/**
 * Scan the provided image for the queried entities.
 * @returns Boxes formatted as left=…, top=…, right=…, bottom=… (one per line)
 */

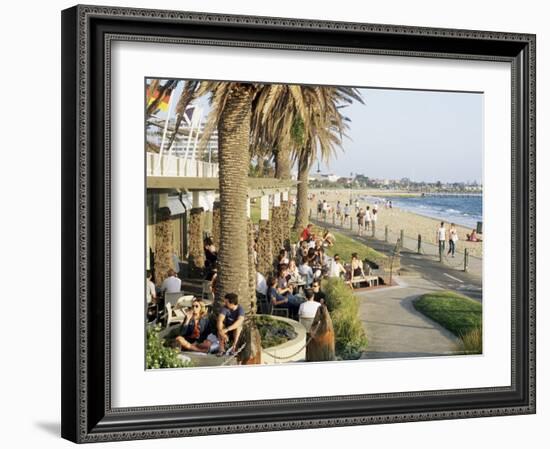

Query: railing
left=312, top=209, right=482, bottom=274
left=146, top=152, right=219, bottom=178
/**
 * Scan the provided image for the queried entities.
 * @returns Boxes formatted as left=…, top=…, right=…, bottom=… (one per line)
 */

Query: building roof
left=147, top=176, right=296, bottom=198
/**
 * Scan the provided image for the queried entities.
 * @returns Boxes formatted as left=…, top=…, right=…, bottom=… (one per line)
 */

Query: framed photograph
left=61, top=4, right=536, bottom=443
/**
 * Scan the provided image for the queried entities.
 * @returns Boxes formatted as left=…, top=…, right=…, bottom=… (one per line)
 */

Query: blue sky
left=150, top=81, right=483, bottom=183
left=319, top=87, right=483, bottom=183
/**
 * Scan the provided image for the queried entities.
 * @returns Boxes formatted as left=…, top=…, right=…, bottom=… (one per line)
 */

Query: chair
left=270, top=301, right=289, bottom=318
left=164, top=302, right=186, bottom=328
left=164, top=291, right=185, bottom=306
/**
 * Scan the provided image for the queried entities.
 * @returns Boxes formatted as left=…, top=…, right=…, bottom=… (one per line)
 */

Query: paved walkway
left=357, top=276, right=462, bottom=359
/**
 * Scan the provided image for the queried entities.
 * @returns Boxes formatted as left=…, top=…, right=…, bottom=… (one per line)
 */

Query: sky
left=149, top=81, right=483, bottom=184
left=318, top=87, right=483, bottom=183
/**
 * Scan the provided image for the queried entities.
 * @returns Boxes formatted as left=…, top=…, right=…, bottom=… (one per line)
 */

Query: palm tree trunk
left=188, top=207, right=205, bottom=277
left=216, top=86, right=254, bottom=312
left=247, top=219, right=257, bottom=312
left=153, top=207, right=174, bottom=286
left=275, top=145, right=291, bottom=250
left=211, top=201, right=221, bottom=248
left=257, top=219, right=273, bottom=277
left=293, top=152, right=310, bottom=231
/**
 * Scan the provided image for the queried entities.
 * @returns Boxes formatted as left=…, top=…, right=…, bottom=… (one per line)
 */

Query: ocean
left=363, top=194, right=483, bottom=229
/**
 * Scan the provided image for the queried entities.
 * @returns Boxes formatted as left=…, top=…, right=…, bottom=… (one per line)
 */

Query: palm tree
left=292, top=86, right=363, bottom=231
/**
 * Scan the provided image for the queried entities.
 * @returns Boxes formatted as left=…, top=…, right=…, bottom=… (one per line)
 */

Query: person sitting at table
left=287, top=259, right=303, bottom=285
left=217, top=293, right=245, bottom=355
left=311, top=281, right=327, bottom=304
left=297, top=240, right=309, bottom=264
left=277, top=249, right=290, bottom=267
left=175, top=298, right=217, bottom=353
left=298, top=259, right=314, bottom=287
left=298, top=288, right=322, bottom=331
left=267, top=276, right=303, bottom=318
left=161, top=269, right=181, bottom=294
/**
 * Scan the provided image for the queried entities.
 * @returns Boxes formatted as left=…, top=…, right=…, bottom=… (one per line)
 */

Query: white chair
left=164, top=302, right=186, bottom=328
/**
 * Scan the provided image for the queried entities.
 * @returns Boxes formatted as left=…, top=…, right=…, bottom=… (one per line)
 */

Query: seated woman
left=277, top=249, right=290, bottom=267
left=267, top=276, right=303, bottom=318
left=350, top=252, right=366, bottom=285
left=175, top=299, right=216, bottom=353
left=466, top=229, right=482, bottom=242
left=322, top=228, right=335, bottom=247
left=285, top=259, right=301, bottom=283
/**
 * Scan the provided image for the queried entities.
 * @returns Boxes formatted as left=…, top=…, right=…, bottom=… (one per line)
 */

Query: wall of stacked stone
left=247, top=219, right=257, bottom=312
left=281, top=200, right=291, bottom=251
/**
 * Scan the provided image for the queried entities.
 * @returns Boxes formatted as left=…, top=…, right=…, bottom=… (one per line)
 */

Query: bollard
left=350, top=217, right=353, bottom=231
left=400, top=230, right=404, bottom=250
left=417, top=234, right=422, bottom=254
left=372, top=221, right=376, bottom=238
left=385, top=225, right=388, bottom=242
left=464, top=248, right=469, bottom=272
left=309, top=209, right=312, bottom=219
left=439, top=242, right=443, bottom=263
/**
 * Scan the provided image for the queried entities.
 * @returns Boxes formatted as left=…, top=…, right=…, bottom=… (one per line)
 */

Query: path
left=311, top=217, right=482, bottom=301
left=356, top=276, right=462, bottom=359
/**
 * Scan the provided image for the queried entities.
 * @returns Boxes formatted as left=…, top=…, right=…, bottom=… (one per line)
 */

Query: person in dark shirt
left=311, top=281, right=326, bottom=304
left=217, top=293, right=245, bottom=355
left=267, top=277, right=303, bottom=318
left=175, top=299, right=213, bottom=352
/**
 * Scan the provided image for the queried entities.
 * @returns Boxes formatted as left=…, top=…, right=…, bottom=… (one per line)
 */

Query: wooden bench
left=351, top=275, right=379, bottom=288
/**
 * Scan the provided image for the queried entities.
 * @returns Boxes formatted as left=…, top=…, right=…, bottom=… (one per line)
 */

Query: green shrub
left=323, top=278, right=368, bottom=359
left=146, top=324, right=193, bottom=369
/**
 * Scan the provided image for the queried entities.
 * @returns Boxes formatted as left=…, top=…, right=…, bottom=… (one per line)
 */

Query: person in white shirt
left=161, top=269, right=182, bottom=293
left=436, top=222, right=447, bottom=255
left=365, top=206, right=372, bottom=232
left=298, top=260, right=314, bottom=287
left=448, top=223, right=459, bottom=257
left=146, top=270, right=156, bottom=304
left=298, top=289, right=321, bottom=319
left=256, top=272, right=268, bottom=296
left=328, top=254, right=346, bottom=278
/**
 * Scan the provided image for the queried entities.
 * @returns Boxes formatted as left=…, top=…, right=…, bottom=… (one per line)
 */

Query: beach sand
left=305, top=188, right=483, bottom=258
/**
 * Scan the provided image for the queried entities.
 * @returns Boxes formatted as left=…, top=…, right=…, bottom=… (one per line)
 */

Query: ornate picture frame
left=61, top=4, right=535, bottom=443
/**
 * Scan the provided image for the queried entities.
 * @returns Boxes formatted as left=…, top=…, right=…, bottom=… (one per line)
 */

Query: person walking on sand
left=436, top=222, right=447, bottom=256
left=448, top=223, right=459, bottom=257
left=356, top=208, right=366, bottom=236
left=364, top=206, right=372, bottom=232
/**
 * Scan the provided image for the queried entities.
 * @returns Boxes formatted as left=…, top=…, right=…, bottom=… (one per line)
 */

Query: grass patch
left=323, top=278, right=368, bottom=359
left=414, top=291, right=482, bottom=354
left=291, top=224, right=386, bottom=266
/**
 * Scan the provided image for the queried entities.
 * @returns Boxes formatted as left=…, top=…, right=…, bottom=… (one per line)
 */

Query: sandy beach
left=305, top=188, right=483, bottom=258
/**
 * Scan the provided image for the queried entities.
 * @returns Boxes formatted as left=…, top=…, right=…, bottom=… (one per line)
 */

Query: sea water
left=364, top=195, right=483, bottom=229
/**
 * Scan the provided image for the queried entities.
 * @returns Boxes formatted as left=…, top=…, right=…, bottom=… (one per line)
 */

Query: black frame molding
left=61, top=4, right=536, bottom=443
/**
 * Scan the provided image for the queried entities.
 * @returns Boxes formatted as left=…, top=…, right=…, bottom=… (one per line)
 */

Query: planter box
left=260, top=315, right=307, bottom=364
